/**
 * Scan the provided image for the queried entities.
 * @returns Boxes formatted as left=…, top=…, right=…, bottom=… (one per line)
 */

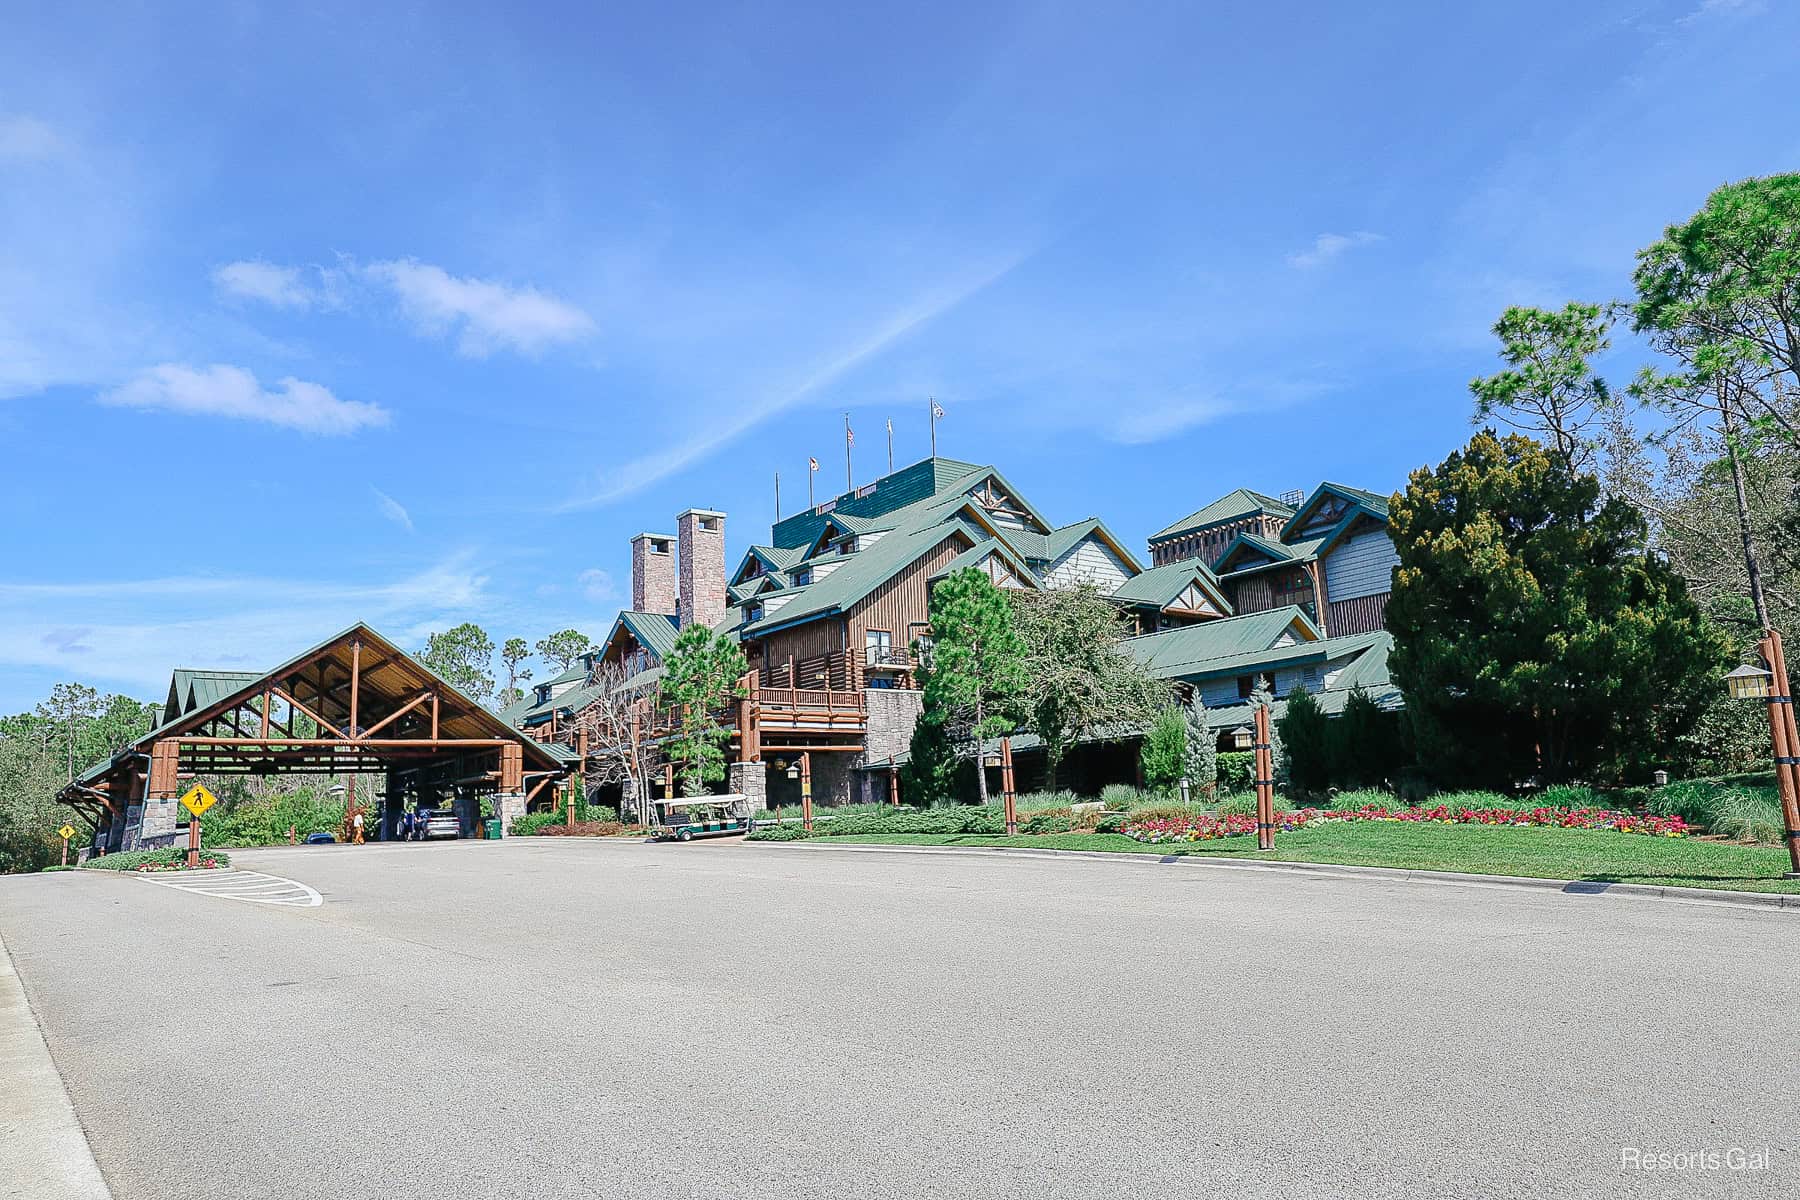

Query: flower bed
left=1126, top=804, right=1688, bottom=844
left=80, top=847, right=232, bottom=872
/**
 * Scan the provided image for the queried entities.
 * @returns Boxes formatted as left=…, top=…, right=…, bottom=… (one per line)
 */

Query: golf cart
left=652, top=794, right=752, bottom=842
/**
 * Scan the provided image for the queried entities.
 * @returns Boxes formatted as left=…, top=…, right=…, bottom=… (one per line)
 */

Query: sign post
left=179, top=784, right=218, bottom=869
left=57, top=823, right=75, bottom=867
left=1253, top=704, right=1276, bottom=852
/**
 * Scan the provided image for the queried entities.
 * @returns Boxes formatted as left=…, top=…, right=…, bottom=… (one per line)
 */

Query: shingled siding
left=1045, top=535, right=1132, bottom=591
left=1322, top=527, right=1398, bottom=602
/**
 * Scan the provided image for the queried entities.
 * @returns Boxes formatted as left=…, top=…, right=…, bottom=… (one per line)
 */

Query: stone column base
left=728, top=761, right=767, bottom=811
left=495, top=792, right=528, bottom=836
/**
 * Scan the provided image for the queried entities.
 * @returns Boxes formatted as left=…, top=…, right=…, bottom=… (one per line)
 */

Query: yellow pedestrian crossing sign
left=180, top=784, right=219, bottom=818
left=58, top=824, right=75, bottom=841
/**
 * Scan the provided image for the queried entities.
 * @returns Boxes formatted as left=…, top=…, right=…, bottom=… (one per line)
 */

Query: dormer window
left=746, top=602, right=764, bottom=623
left=793, top=568, right=812, bottom=587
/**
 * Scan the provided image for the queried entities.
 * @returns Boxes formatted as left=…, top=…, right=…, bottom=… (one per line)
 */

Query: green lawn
left=804, top=822, right=1800, bottom=894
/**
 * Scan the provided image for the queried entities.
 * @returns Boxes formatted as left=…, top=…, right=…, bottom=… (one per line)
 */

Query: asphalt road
left=2, top=838, right=1796, bottom=1200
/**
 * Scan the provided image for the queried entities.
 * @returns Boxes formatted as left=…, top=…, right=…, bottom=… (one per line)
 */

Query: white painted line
left=141, top=869, right=322, bottom=907
left=0, top=929, right=114, bottom=1199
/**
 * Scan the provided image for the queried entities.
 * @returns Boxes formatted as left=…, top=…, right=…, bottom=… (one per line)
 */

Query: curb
left=0, top=927, right=114, bottom=1199
left=753, top=840, right=1800, bottom=912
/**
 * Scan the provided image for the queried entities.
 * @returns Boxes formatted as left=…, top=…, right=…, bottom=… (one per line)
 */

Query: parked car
left=303, top=832, right=335, bottom=845
left=420, top=809, right=461, bottom=840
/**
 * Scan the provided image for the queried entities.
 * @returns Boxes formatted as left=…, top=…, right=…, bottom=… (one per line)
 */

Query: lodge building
left=506, top=456, right=1402, bottom=807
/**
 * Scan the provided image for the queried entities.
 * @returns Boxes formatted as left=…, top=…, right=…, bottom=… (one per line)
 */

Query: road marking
left=141, top=869, right=322, bottom=907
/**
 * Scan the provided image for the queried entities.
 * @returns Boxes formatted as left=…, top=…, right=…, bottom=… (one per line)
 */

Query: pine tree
left=1183, top=694, right=1217, bottom=797
left=1276, top=688, right=1330, bottom=796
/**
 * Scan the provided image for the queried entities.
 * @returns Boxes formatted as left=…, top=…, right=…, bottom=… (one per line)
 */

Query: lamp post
left=785, top=754, right=813, bottom=832
left=1729, top=630, right=1800, bottom=877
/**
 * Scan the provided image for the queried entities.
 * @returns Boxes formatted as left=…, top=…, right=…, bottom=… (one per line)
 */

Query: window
left=793, top=568, right=812, bottom=587
left=865, top=629, right=892, bottom=666
left=1237, top=675, right=1256, bottom=699
left=745, top=602, right=764, bottom=623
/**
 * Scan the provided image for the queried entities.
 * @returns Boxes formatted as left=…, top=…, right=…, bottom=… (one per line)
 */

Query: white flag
left=930, top=399, right=946, bottom=419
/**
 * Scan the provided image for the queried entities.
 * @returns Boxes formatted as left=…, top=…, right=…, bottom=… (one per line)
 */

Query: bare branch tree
left=570, top=658, right=661, bottom=822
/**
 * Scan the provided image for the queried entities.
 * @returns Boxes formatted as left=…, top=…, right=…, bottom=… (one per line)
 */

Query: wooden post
left=801, top=751, right=813, bottom=833
left=188, top=812, right=199, bottom=869
left=260, top=689, right=271, bottom=740
left=888, top=755, right=900, bottom=806
left=430, top=692, right=440, bottom=740
left=566, top=781, right=576, bottom=829
left=1254, top=704, right=1275, bottom=851
left=349, top=637, right=362, bottom=738
left=1000, top=737, right=1017, bottom=835
left=1760, top=630, right=1800, bottom=876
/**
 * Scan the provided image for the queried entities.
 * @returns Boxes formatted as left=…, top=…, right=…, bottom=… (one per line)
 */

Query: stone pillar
left=676, top=508, right=727, bottom=630
left=630, top=532, right=678, bottom=615
left=495, top=792, right=528, bottom=836
left=121, top=803, right=145, bottom=852
left=728, top=761, right=767, bottom=811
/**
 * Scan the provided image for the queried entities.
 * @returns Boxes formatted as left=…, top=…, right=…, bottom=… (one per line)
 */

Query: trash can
left=484, top=818, right=502, bottom=840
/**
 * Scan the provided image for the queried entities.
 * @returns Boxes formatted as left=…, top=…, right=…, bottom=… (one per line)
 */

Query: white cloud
left=364, top=259, right=596, bottom=357
left=212, top=260, right=319, bottom=308
left=101, top=364, right=390, bottom=435
left=0, top=554, right=494, bottom=700
left=0, top=114, right=60, bottom=160
left=1680, top=0, right=1765, bottom=23
left=1287, top=230, right=1384, bottom=269
left=576, top=568, right=617, bottom=602
left=372, top=487, right=414, bottom=532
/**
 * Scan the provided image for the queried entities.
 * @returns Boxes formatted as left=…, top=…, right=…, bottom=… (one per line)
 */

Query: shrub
left=1538, top=785, right=1605, bottom=810
left=1217, top=751, right=1254, bottom=791
left=1124, top=802, right=1204, bottom=824
left=1278, top=688, right=1331, bottom=796
left=1215, top=791, right=1292, bottom=817
left=535, top=820, right=626, bottom=837
left=81, top=847, right=230, bottom=872
left=1021, top=811, right=1073, bottom=834
left=1329, top=787, right=1396, bottom=811
left=748, top=804, right=1011, bottom=841
left=1017, top=790, right=1080, bottom=812
left=1139, top=708, right=1188, bottom=791
left=1094, top=812, right=1126, bottom=834
left=1652, top=780, right=1785, bottom=843
left=510, top=811, right=563, bottom=837
left=1100, top=783, right=1150, bottom=811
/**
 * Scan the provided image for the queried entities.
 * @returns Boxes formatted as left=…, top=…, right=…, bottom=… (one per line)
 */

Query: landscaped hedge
left=81, top=847, right=230, bottom=872
left=1217, top=751, right=1254, bottom=791
left=749, top=805, right=1010, bottom=841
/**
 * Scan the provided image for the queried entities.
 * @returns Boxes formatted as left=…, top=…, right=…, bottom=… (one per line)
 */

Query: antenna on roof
left=1279, top=488, right=1305, bottom=508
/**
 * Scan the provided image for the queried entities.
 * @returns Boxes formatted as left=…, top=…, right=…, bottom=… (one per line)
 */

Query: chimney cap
left=631, top=531, right=677, bottom=543
left=676, top=508, right=727, bottom=521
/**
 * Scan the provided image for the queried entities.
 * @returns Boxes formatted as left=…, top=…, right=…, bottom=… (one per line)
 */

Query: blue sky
left=2, top=0, right=1796, bottom=710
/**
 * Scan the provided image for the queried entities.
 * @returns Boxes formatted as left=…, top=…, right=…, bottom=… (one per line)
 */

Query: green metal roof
left=616, top=610, right=680, bottom=661
left=1151, top=489, right=1294, bottom=543
left=1121, top=607, right=1320, bottom=679
left=769, top=457, right=982, bottom=550
left=164, top=669, right=264, bottom=723
left=1108, top=558, right=1230, bottom=612
left=1215, top=532, right=1326, bottom=577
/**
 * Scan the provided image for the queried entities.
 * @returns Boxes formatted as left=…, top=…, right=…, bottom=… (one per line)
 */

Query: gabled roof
left=1281, top=482, right=1391, bottom=545
left=731, top=544, right=807, bottom=587
left=929, top=537, right=1040, bottom=588
left=1121, top=606, right=1321, bottom=680
left=1109, top=559, right=1232, bottom=615
left=1214, top=532, right=1326, bottom=577
left=164, top=669, right=264, bottom=723
left=1152, top=489, right=1295, bottom=543
left=1043, top=518, right=1145, bottom=576
left=616, top=610, right=680, bottom=661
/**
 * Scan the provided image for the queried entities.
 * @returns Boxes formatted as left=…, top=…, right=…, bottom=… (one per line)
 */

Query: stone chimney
left=630, top=532, right=677, bottom=615
left=676, top=509, right=727, bottom=629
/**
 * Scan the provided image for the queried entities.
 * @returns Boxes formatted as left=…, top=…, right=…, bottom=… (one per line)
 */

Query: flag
left=886, top=418, right=893, bottom=435
left=846, top=425, right=855, bottom=446
left=930, top=399, right=945, bottom=419
left=808, top=457, right=819, bottom=471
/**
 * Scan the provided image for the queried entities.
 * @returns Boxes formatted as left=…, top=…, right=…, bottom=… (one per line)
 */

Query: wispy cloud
left=1287, top=230, right=1383, bottom=270
left=1679, top=0, right=1765, bottom=24
left=576, top=568, right=616, bottom=602
left=214, top=255, right=597, bottom=358
left=0, top=114, right=60, bottom=160
left=212, top=260, right=321, bottom=309
left=556, top=248, right=1035, bottom=510
left=0, top=554, right=494, bottom=697
left=372, top=487, right=414, bottom=532
left=101, top=363, right=390, bottom=435
left=1107, top=395, right=1238, bottom=445
left=365, top=259, right=596, bottom=357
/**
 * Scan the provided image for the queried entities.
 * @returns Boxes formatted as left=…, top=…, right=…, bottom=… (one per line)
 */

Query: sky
left=2, top=0, right=1797, bottom=711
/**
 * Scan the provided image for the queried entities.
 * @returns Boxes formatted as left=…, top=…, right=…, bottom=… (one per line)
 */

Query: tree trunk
left=1720, top=389, right=1772, bottom=631
left=973, top=697, right=989, bottom=805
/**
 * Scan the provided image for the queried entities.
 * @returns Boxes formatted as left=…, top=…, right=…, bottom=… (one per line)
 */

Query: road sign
left=58, top=824, right=75, bottom=841
left=180, top=784, right=219, bottom=818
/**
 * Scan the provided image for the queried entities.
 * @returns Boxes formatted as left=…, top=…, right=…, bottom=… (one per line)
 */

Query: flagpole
left=808, top=461, right=815, bottom=509
left=844, top=412, right=853, bottom=492
left=775, top=471, right=781, bottom=521
left=886, top=418, right=893, bottom=475
left=929, top=396, right=937, bottom=458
